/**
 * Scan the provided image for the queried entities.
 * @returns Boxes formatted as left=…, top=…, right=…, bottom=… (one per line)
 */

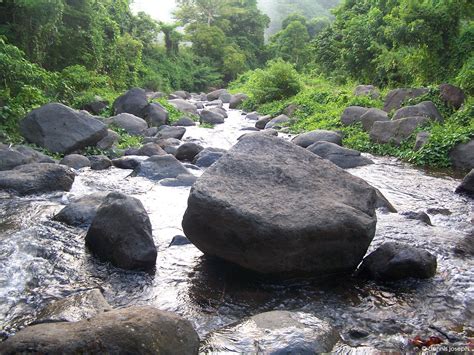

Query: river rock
left=439, top=83, right=465, bottom=109
left=264, top=114, right=290, bottom=129
left=169, top=99, right=198, bottom=115
left=143, top=102, right=169, bottom=127
left=292, top=130, right=343, bottom=148
left=453, top=233, right=474, bottom=256
left=400, top=210, right=432, bottom=226
left=113, top=88, right=148, bottom=117
left=160, top=174, right=197, bottom=187
left=207, top=89, right=228, bottom=101
left=60, top=154, right=91, bottom=170
left=14, top=146, right=55, bottom=164
left=35, top=289, right=111, bottom=323
left=81, top=97, right=108, bottom=115
left=449, top=139, right=474, bottom=171
left=201, top=310, right=339, bottom=354
left=375, top=189, right=397, bottom=213
left=172, top=90, right=190, bottom=100
left=360, top=108, right=390, bottom=131
left=155, top=125, right=186, bottom=140
left=245, top=112, right=260, bottom=121
left=255, top=115, right=272, bottom=129
left=341, top=106, right=370, bottom=126
left=133, top=155, right=190, bottom=181
left=86, top=192, right=157, bottom=271
left=172, top=117, right=196, bottom=127
left=20, top=103, right=107, bottom=154
left=210, top=107, right=228, bottom=118
left=414, top=131, right=430, bottom=151
left=182, top=135, right=377, bottom=275
left=137, top=143, right=167, bottom=157
left=392, top=101, right=443, bottom=122
left=206, top=100, right=223, bottom=108
left=88, top=155, right=112, bottom=170
left=307, top=141, right=374, bottom=169
left=0, top=163, right=75, bottom=195
left=193, top=148, right=226, bottom=168
left=370, top=116, right=430, bottom=145
left=200, top=110, right=225, bottom=124
left=107, top=113, right=148, bottom=135
left=219, top=92, right=232, bottom=103
left=229, top=93, right=249, bottom=109
left=146, top=91, right=166, bottom=100
left=358, top=242, right=437, bottom=281
left=53, top=192, right=108, bottom=227
left=383, top=88, right=429, bottom=112
left=455, top=169, right=474, bottom=196
left=354, top=85, right=380, bottom=99
left=112, top=155, right=148, bottom=169
left=0, top=306, right=199, bottom=355
left=283, top=103, right=299, bottom=117
left=175, top=143, right=204, bottom=162
left=0, top=149, right=31, bottom=171
left=169, top=235, right=191, bottom=247
left=238, top=129, right=278, bottom=141
left=96, top=129, right=119, bottom=150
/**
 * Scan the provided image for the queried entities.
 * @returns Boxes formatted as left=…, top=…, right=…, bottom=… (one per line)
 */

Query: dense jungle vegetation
left=0, top=0, right=473, bottom=168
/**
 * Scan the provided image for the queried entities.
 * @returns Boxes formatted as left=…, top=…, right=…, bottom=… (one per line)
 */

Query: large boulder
left=182, top=135, right=378, bottom=275
left=439, top=83, right=465, bottom=109
left=112, top=88, right=148, bottom=117
left=168, top=99, right=198, bottom=115
left=85, top=192, right=157, bottom=271
left=341, top=106, right=370, bottom=126
left=155, top=125, right=186, bottom=140
left=357, top=242, right=437, bottom=281
left=133, top=155, right=190, bottom=181
left=172, top=90, right=190, bottom=99
left=53, top=192, right=108, bottom=227
left=202, top=310, right=339, bottom=354
left=370, top=116, right=430, bottom=145
left=143, top=102, right=169, bottom=127
left=307, top=141, right=374, bottom=169
left=175, top=143, right=204, bottom=162
left=14, top=145, right=55, bottom=164
left=229, top=93, right=248, bottom=109
left=107, top=113, right=148, bottom=135
left=193, top=148, right=226, bottom=168
left=200, top=110, right=225, bottom=124
left=0, top=306, right=199, bottom=355
left=383, top=88, right=429, bottom=112
left=360, top=108, right=390, bottom=131
left=264, top=114, right=290, bottom=129
left=449, top=139, right=474, bottom=171
left=207, top=89, right=228, bottom=101
left=392, top=101, right=443, bottom=122
left=0, top=149, right=31, bottom=171
left=60, top=154, right=91, bottom=170
left=96, top=129, right=120, bottom=150
left=354, top=85, right=380, bottom=99
left=292, top=130, right=342, bottom=148
left=455, top=169, right=474, bottom=196
left=0, top=163, right=75, bottom=195
left=20, top=103, right=107, bottom=154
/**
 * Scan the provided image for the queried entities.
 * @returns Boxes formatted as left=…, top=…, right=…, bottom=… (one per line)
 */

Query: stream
left=0, top=103, right=473, bottom=352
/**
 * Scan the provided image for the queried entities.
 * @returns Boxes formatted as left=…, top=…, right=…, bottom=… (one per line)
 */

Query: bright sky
left=131, top=0, right=177, bottom=23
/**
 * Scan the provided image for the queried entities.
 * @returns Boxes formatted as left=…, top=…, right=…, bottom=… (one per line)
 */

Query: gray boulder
left=392, top=101, right=443, bottom=122
left=172, top=90, right=189, bottom=99
left=96, top=129, right=119, bottom=150
left=0, top=163, right=75, bottom=195
left=414, top=131, right=430, bottom=151
left=206, top=99, right=223, bottom=108
left=229, top=93, right=249, bottom=109
left=160, top=174, right=197, bottom=187
left=193, top=148, right=226, bottom=168
left=238, top=129, right=278, bottom=141
left=449, top=139, right=474, bottom=171
left=219, top=92, right=232, bottom=103
left=142, top=127, right=159, bottom=137
left=20, top=103, right=107, bottom=154
left=455, top=169, right=474, bottom=196
left=0, top=306, right=199, bottom=355
left=60, top=154, right=91, bottom=170
left=360, top=108, right=390, bottom=131
left=53, top=192, right=108, bottom=227
left=245, top=112, right=260, bottom=121
left=172, top=117, right=196, bottom=127
left=133, top=155, right=190, bottom=181
left=168, top=99, right=198, bottom=115
left=143, top=102, right=169, bottom=127
left=439, top=83, right=465, bottom=109
left=292, top=130, right=342, bottom=148
left=264, top=114, right=290, bottom=129
left=112, top=155, right=148, bottom=170
left=107, top=113, right=148, bottom=135
left=14, top=146, right=55, bottom=164
left=401, top=210, right=432, bottom=226
left=200, top=110, right=225, bottom=124
left=383, top=88, right=429, bottom=112
left=255, top=115, right=272, bottom=129
left=81, top=97, right=108, bottom=115
left=307, top=141, right=374, bottom=169
left=201, top=310, right=339, bottom=354
left=210, top=107, right=227, bottom=118
left=155, top=125, right=186, bottom=140
left=207, top=89, right=228, bottom=101
left=136, top=143, right=167, bottom=157
left=358, top=242, right=437, bottom=281
left=354, top=85, right=380, bottom=99
left=113, top=88, right=148, bottom=117
left=341, top=106, right=370, bottom=126
left=85, top=192, right=157, bottom=271
left=89, top=155, right=112, bottom=170
left=370, top=116, right=430, bottom=145
left=0, top=149, right=31, bottom=171
left=175, top=143, right=204, bottom=161
left=182, top=135, right=377, bottom=275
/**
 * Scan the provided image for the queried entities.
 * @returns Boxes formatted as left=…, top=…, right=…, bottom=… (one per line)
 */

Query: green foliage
left=200, top=122, right=215, bottom=129
left=154, top=98, right=198, bottom=124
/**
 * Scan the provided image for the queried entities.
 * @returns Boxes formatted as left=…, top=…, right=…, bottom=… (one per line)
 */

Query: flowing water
left=0, top=104, right=472, bottom=352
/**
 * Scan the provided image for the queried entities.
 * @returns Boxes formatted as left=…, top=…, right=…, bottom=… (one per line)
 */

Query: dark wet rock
left=143, top=127, right=159, bottom=137
left=168, top=99, right=198, bottom=115
left=341, top=106, right=370, bottom=126
left=229, top=93, right=248, bottom=109
left=414, top=131, right=430, bottom=151
left=89, top=155, right=112, bottom=170
left=155, top=138, right=182, bottom=149
left=0, top=149, right=31, bottom=171
left=193, top=148, right=226, bottom=168
left=401, top=211, right=432, bottom=226
left=201, top=310, right=339, bottom=354
left=453, top=233, right=474, bottom=256
left=107, top=113, right=148, bottom=135
left=392, top=101, right=443, bottom=122
left=0, top=306, right=199, bottom=355
left=164, top=145, right=178, bottom=155
left=264, top=114, right=290, bottom=130
left=455, top=169, right=474, bottom=196
left=449, top=139, right=474, bottom=171
left=0, top=163, right=75, bottom=195
left=155, top=125, right=186, bottom=140
left=81, top=97, right=108, bottom=115
left=219, top=92, right=232, bottom=103
left=112, top=155, right=147, bottom=170
left=160, top=174, right=197, bottom=187
left=113, top=88, right=148, bottom=117
left=439, top=83, right=465, bottom=109
left=283, top=103, right=299, bottom=117
left=354, top=85, right=380, bottom=99
left=137, top=143, right=167, bottom=157
left=133, top=155, right=190, bottom=181
left=238, top=129, right=278, bottom=141
left=348, top=328, right=370, bottom=339
left=169, top=235, right=191, bottom=247
left=86, top=192, right=157, bottom=271
left=370, top=116, right=430, bottom=145
left=375, top=189, right=397, bottom=213
left=383, top=88, right=429, bottom=112
left=172, top=117, right=196, bottom=127
left=53, top=192, right=108, bottom=227
left=124, top=147, right=140, bottom=156
left=14, top=146, right=55, bottom=164
left=96, top=129, right=119, bottom=150
left=143, top=102, right=169, bottom=127
left=207, top=89, right=228, bottom=101
left=307, top=141, right=374, bottom=169
left=360, top=108, right=390, bottom=131
left=182, top=135, right=377, bottom=275
left=60, top=154, right=91, bottom=170
left=255, top=115, right=272, bottom=129
left=292, top=130, right=343, bottom=148
left=20, top=103, right=107, bottom=154
left=35, top=289, right=111, bottom=323
left=358, top=242, right=437, bottom=281
left=200, top=110, right=225, bottom=124
left=175, top=143, right=204, bottom=162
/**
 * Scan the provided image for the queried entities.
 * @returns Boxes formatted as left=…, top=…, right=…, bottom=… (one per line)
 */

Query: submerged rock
left=113, top=88, right=148, bottom=117
left=307, top=141, right=374, bottom=169
left=0, top=306, right=199, bottom=355
left=169, top=235, right=191, bottom=247
left=401, top=210, right=432, bottom=226
left=85, top=192, right=157, bottom=271
left=53, top=192, right=108, bottom=227
left=182, top=135, right=377, bottom=275
left=292, top=130, right=342, bottom=148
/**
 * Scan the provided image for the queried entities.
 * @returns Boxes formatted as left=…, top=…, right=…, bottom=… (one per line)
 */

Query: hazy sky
left=131, top=0, right=177, bottom=22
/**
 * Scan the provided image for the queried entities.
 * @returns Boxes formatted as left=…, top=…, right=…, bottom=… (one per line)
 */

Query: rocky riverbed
left=0, top=91, right=473, bottom=353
